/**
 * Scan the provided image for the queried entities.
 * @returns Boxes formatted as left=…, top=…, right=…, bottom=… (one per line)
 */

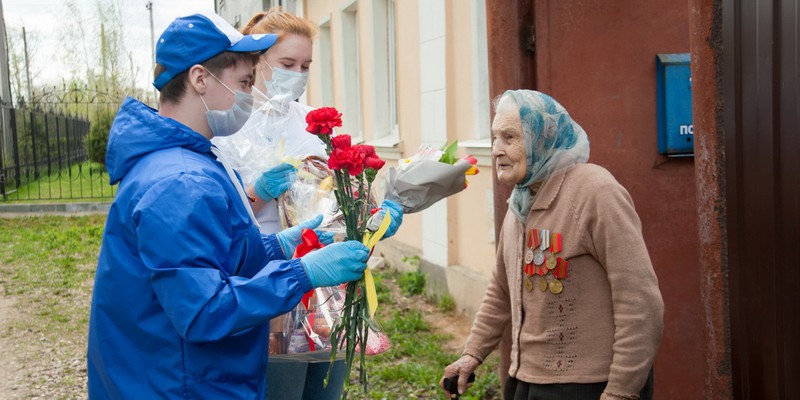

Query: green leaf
left=438, top=140, right=459, bottom=165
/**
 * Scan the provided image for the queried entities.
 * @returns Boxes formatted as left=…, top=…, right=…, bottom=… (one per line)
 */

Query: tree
left=6, top=27, right=42, bottom=105
left=85, top=109, right=113, bottom=167
left=60, top=0, right=131, bottom=95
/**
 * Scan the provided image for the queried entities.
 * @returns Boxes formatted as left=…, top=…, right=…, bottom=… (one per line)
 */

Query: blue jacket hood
left=106, top=97, right=211, bottom=184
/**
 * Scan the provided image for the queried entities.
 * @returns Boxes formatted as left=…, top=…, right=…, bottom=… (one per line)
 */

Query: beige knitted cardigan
left=463, top=163, right=664, bottom=399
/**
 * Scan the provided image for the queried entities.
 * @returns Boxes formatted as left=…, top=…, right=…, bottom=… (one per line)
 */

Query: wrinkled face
left=492, top=107, right=528, bottom=185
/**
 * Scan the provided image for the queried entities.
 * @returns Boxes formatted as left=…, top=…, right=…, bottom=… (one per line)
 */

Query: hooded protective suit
left=87, top=97, right=312, bottom=399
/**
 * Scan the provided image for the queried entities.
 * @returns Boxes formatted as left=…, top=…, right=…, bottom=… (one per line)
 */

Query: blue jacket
left=87, top=98, right=313, bottom=399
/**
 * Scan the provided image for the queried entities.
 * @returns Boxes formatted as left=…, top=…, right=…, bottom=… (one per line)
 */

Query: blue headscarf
left=499, top=90, right=590, bottom=223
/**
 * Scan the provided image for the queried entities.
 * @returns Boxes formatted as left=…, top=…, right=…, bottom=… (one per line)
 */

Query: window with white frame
left=388, top=0, right=397, bottom=134
left=341, top=2, right=362, bottom=139
left=459, top=0, right=493, bottom=165
left=472, top=0, right=490, bottom=139
left=317, top=19, right=334, bottom=107
left=370, top=0, right=398, bottom=140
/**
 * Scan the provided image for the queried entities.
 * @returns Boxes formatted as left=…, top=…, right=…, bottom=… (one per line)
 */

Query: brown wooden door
left=723, top=0, right=800, bottom=398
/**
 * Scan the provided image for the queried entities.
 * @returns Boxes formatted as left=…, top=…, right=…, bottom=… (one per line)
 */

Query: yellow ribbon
left=281, top=156, right=316, bottom=181
left=361, top=210, right=393, bottom=318
left=281, top=156, right=301, bottom=168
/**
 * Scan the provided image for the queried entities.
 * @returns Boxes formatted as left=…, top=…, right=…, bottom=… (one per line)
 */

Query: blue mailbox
left=656, top=53, right=693, bottom=156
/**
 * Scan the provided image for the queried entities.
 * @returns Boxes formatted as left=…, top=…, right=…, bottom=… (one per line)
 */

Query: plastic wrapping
left=385, top=144, right=476, bottom=214
left=270, top=285, right=391, bottom=356
left=211, top=91, right=287, bottom=187
left=211, top=89, right=327, bottom=188
left=277, top=156, right=345, bottom=235
left=269, top=156, right=388, bottom=356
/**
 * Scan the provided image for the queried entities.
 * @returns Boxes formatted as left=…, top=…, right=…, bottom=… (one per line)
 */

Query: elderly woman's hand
left=439, top=354, right=481, bottom=397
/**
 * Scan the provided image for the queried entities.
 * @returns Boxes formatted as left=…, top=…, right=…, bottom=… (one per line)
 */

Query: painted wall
left=216, top=0, right=270, bottom=29
left=533, top=0, right=703, bottom=397
left=304, top=0, right=497, bottom=316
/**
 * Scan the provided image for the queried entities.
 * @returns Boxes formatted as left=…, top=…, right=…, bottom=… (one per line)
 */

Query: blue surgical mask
left=200, top=70, right=253, bottom=137
left=264, top=61, right=309, bottom=107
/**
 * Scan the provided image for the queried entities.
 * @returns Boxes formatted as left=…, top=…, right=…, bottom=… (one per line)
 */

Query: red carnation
left=331, top=134, right=352, bottom=150
left=352, top=144, right=377, bottom=158
left=328, top=147, right=365, bottom=176
left=306, top=107, right=343, bottom=135
left=365, top=155, right=385, bottom=171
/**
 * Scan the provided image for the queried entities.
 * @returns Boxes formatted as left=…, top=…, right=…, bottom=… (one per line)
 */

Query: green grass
left=346, top=271, right=501, bottom=400
left=437, top=294, right=457, bottom=313
left=0, top=216, right=501, bottom=399
left=1, top=161, right=116, bottom=202
left=0, top=215, right=104, bottom=334
left=398, top=270, right=427, bottom=296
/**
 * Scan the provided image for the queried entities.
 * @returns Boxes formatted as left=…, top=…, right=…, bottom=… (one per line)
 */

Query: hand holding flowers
left=305, top=107, right=394, bottom=395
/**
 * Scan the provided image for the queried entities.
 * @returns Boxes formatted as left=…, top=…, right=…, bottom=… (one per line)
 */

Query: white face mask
left=199, top=70, right=253, bottom=137
left=263, top=61, right=309, bottom=107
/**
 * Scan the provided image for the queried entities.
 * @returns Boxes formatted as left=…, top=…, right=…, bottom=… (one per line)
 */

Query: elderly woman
left=440, top=90, right=663, bottom=400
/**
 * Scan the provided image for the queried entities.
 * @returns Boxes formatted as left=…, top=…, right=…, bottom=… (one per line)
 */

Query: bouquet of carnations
left=272, top=152, right=389, bottom=363
left=303, top=107, right=392, bottom=395
left=301, top=107, right=478, bottom=397
left=386, top=140, right=479, bottom=213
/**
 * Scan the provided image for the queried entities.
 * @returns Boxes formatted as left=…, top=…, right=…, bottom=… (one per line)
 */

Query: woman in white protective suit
left=214, top=8, right=403, bottom=238
left=212, top=8, right=328, bottom=234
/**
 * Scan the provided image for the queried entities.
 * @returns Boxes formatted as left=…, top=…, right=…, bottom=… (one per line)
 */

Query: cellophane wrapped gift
left=268, top=155, right=391, bottom=356
left=384, top=141, right=478, bottom=214
left=270, top=285, right=391, bottom=355
left=278, top=156, right=346, bottom=238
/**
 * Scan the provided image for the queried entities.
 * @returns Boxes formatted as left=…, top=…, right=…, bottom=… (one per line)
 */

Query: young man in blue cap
left=87, top=12, right=372, bottom=399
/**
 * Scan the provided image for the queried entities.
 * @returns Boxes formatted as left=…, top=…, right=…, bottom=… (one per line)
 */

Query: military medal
left=549, top=279, right=564, bottom=294
left=546, top=254, right=558, bottom=270
left=533, top=251, right=545, bottom=266
left=527, top=228, right=568, bottom=295
left=537, top=275, right=549, bottom=292
left=524, top=230, right=535, bottom=267
left=531, top=229, right=544, bottom=265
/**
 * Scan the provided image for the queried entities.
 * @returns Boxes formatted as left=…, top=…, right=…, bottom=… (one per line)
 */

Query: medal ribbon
left=538, top=230, right=550, bottom=276
left=554, top=257, right=569, bottom=279
left=541, top=229, right=550, bottom=251
left=525, top=230, right=534, bottom=275
left=550, top=232, right=562, bottom=254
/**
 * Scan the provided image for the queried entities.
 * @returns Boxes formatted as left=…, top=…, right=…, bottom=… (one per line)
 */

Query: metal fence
left=0, top=88, right=133, bottom=202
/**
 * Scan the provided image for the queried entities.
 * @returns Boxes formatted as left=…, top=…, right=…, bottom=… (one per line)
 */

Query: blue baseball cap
left=153, top=11, right=278, bottom=90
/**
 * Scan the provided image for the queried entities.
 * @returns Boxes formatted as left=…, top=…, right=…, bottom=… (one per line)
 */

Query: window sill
left=365, top=134, right=404, bottom=159
left=459, top=138, right=492, bottom=166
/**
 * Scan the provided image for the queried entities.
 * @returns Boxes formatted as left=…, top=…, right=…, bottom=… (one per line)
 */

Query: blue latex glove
left=300, top=241, right=370, bottom=288
left=366, top=199, right=403, bottom=240
left=254, top=163, right=296, bottom=202
left=276, top=214, right=336, bottom=258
